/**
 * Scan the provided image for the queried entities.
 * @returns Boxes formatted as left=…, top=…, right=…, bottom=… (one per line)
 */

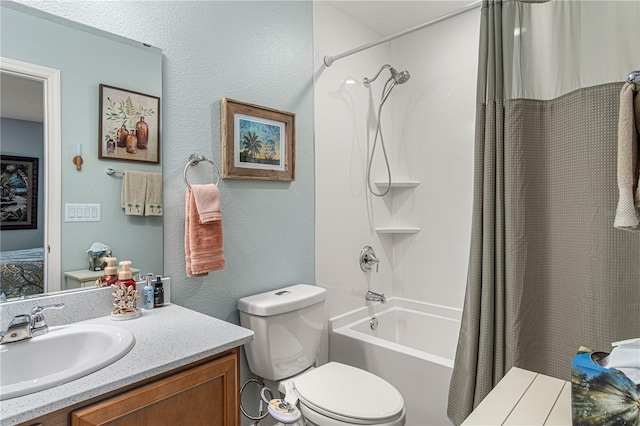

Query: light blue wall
left=1, top=5, right=163, bottom=282
left=0, top=118, right=44, bottom=251
left=15, top=1, right=316, bottom=324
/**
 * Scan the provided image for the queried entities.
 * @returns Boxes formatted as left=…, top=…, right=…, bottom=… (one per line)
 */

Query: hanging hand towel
left=185, top=185, right=225, bottom=277
left=191, top=184, right=221, bottom=223
left=145, top=172, right=163, bottom=216
left=120, top=170, right=147, bottom=216
left=614, top=83, right=640, bottom=231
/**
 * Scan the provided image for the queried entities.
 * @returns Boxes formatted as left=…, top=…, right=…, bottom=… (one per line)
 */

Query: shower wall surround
left=387, top=9, right=479, bottom=306
left=313, top=1, right=480, bottom=361
left=314, top=1, right=395, bottom=337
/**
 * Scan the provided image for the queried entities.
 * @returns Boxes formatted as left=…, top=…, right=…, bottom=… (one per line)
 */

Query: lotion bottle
left=116, top=261, right=136, bottom=290
left=154, top=274, right=164, bottom=307
left=99, top=257, right=118, bottom=287
left=143, top=273, right=154, bottom=310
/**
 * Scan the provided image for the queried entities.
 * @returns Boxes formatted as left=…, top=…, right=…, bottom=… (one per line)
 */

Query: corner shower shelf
left=374, top=180, right=420, bottom=189
left=373, top=181, right=421, bottom=235
left=374, top=227, right=421, bottom=234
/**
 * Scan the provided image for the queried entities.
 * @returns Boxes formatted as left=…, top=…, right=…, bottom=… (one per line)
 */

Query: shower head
left=390, top=67, right=410, bottom=85
left=364, top=64, right=410, bottom=88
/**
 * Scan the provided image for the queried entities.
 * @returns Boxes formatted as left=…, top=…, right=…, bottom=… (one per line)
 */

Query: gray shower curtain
left=447, top=1, right=640, bottom=424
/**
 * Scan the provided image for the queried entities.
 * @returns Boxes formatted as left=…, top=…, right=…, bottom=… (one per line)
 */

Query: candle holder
left=72, top=155, right=83, bottom=170
left=72, top=143, right=83, bottom=170
left=110, top=283, right=141, bottom=320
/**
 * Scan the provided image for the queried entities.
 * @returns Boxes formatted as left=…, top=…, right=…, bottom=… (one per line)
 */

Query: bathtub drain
left=370, top=316, right=378, bottom=330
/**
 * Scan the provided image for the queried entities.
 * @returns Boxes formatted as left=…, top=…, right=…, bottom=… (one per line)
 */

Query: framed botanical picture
left=221, top=98, right=295, bottom=181
left=98, top=84, right=161, bottom=164
left=0, top=155, right=38, bottom=230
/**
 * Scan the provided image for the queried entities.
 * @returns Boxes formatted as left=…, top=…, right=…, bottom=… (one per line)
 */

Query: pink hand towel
left=185, top=185, right=225, bottom=277
left=191, top=184, right=221, bottom=223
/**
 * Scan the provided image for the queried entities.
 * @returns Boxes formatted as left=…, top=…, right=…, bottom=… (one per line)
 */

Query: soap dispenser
left=99, top=257, right=118, bottom=287
left=116, top=261, right=136, bottom=290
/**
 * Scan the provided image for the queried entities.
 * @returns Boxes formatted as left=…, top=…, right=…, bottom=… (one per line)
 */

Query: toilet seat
left=292, top=362, right=404, bottom=424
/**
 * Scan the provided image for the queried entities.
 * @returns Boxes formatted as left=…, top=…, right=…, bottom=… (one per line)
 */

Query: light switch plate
left=65, top=203, right=101, bottom=222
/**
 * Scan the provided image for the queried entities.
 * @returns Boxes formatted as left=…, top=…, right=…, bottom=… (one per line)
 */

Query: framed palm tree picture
left=221, top=98, right=295, bottom=181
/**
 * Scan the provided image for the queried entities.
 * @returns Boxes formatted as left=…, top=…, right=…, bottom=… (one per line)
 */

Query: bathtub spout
left=365, top=290, right=386, bottom=304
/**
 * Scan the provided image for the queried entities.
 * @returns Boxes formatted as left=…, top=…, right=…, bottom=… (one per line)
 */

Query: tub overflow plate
left=370, top=316, right=378, bottom=330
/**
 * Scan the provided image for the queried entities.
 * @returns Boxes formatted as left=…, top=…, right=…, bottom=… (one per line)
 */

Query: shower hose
left=367, top=76, right=400, bottom=197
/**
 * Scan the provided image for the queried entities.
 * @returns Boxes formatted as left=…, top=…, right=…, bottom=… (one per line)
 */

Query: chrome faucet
left=0, top=303, right=65, bottom=344
left=365, top=290, right=386, bottom=304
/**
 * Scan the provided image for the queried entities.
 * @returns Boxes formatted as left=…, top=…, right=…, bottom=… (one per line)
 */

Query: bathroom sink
left=0, top=323, right=135, bottom=400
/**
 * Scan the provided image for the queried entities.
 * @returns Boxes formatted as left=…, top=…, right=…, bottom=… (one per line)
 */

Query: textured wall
left=14, top=0, right=316, bottom=324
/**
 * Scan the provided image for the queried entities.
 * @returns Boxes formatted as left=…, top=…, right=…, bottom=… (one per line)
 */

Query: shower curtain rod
left=323, top=0, right=482, bottom=67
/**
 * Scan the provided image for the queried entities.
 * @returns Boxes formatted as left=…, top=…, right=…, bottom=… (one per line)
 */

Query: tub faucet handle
left=360, top=246, right=380, bottom=272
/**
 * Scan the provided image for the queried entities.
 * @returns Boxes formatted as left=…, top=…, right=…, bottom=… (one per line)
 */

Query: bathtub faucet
left=360, top=246, right=380, bottom=272
left=365, top=290, right=386, bottom=304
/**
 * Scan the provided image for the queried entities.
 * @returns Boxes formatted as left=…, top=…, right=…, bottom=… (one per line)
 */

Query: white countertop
left=0, top=304, right=254, bottom=425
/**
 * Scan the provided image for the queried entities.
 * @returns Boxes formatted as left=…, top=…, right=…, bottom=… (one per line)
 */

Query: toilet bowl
left=286, top=362, right=405, bottom=425
left=238, top=284, right=406, bottom=426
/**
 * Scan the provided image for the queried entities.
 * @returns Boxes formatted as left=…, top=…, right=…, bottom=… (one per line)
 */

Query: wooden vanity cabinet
left=21, top=349, right=240, bottom=426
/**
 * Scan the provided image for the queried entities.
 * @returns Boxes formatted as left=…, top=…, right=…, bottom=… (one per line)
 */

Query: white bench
left=462, top=367, right=571, bottom=425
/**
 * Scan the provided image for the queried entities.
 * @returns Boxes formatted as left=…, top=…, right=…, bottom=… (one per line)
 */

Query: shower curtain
left=447, top=1, right=640, bottom=424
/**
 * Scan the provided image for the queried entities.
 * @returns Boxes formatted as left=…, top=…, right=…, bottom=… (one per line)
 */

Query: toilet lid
left=293, top=362, right=404, bottom=423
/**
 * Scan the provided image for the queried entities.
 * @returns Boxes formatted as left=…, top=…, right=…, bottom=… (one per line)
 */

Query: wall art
left=98, top=84, right=160, bottom=164
left=0, top=155, right=38, bottom=230
left=221, top=98, right=295, bottom=181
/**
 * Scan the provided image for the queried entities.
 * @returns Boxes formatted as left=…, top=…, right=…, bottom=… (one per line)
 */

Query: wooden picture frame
left=0, top=155, right=38, bottom=230
left=221, top=98, right=295, bottom=181
left=98, top=84, right=161, bottom=164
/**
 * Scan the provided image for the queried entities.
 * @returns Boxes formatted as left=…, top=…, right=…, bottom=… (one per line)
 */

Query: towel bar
left=105, top=168, right=125, bottom=176
left=184, top=154, right=221, bottom=188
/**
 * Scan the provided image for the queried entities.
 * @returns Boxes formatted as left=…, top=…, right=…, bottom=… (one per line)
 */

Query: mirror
left=0, top=2, right=163, bottom=300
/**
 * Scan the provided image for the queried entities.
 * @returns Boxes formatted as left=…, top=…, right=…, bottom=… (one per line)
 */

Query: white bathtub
left=329, top=298, right=462, bottom=426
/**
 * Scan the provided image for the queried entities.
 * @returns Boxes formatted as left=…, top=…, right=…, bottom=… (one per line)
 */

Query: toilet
left=238, top=284, right=406, bottom=426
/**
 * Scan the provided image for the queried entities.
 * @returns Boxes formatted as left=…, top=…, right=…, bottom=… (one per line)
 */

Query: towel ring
left=184, top=154, right=221, bottom=188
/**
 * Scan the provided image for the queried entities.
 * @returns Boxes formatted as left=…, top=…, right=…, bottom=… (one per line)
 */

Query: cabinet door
left=71, top=352, right=238, bottom=426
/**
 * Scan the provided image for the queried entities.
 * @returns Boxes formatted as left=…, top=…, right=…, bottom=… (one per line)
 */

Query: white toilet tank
left=238, top=284, right=326, bottom=381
